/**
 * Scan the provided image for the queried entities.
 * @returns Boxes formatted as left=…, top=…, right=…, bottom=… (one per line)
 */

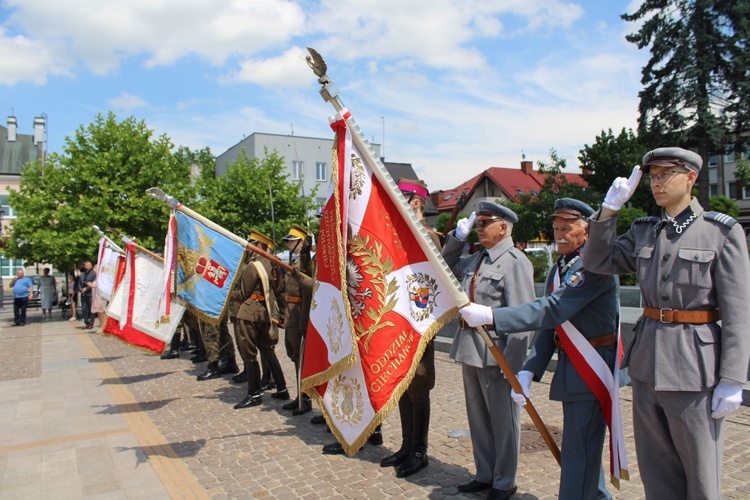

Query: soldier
left=379, top=178, right=440, bottom=478
left=195, top=312, right=240, bottom=381
left=279, top=224, right=316, bottom=416
left=460, top=198, right=618, bottom=499
left=583, top=147, right=750, bottom=499
left=442, top=202, right=535, bottom=500
left=230, top=230, right=289, bottom=409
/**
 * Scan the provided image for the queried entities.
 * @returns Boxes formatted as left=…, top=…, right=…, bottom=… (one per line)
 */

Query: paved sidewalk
left=1, top=307, right=750, bottom=499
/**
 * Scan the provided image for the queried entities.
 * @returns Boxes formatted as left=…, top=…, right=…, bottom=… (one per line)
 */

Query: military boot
left=381, top=396, right=413, bottom=467
left=396, top=401, right=430, bottom=478
left=235, top=362, right=262, bottom=409
left=218, top=357, right=239, bottom=375
left=197, top=361, right=220, bottom=381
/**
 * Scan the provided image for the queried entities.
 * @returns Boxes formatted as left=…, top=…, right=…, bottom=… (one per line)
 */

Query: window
left=708, top=156, right=718, bottom=168
left=727, top=181, right=738, bottom=199
left=0, top=194, right=16, bottom=218
left=292, top=161, right=303, bottom=180
left=744, top=186, right=750, bottom=200
left=709, top=184, right=718, bottom=197
left=0, top=256, right=24, bottom=278
left=725, top=151, right=736, bottom=163
left=315, top=162, right=327, bottom=182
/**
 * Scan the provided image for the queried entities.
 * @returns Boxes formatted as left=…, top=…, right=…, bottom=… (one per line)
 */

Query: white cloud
left=0, top=27, right=71, bottom=85
left=222, top=47, right=313, bottom=88
left=109, top=92, right=149, bottom=110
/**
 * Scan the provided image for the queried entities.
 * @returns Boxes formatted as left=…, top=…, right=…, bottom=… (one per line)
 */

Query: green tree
left=623, top=0, right=750, bottom=208
left=195, top=148, right=316, bottom=248
left=579, top=128, right=656, bottom=215
left=5, top=112, right=198, bottom=270
left=708, top=195, right=740, bottom=218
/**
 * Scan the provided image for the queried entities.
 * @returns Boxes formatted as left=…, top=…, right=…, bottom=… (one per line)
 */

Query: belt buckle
left=659, top=308, right=674, bottom=323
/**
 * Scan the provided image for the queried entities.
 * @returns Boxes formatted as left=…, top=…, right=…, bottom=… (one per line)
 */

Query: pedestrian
left=583, top=147, right=750, bottom=499
left=38, top=267, right=57, bottom=321
left=68, top=266, right=79, bottom=321
left=460, top=198, right=620, bottom=499
left=379, top=178, right=441, bottom=478
left=10, top=269, right=35, bottom=326
left=442, top=202, right=536, bottom=500
left=78, top=260, right=97, bottom=330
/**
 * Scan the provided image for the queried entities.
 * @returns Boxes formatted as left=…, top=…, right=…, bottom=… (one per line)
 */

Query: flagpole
left=92, top=225, right=125, bottom=254
left=305, top=47, right=562, bottom=466
left=145, top=188, right=309, bottom=277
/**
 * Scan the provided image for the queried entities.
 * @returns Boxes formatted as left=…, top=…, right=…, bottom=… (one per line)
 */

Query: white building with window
left=708, top=148, right=750, bottom=238
left=215, top=132, right=381, bottom=209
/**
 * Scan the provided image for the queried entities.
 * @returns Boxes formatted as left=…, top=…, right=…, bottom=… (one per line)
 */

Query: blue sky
left=1, top=0, right=646, bottom=190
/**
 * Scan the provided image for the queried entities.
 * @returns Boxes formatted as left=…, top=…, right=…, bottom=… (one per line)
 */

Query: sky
left=0, top=0, right=647, bottom=191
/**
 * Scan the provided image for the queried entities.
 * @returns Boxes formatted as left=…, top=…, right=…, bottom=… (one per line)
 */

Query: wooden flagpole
left=305, top=47, right=562, bottom=466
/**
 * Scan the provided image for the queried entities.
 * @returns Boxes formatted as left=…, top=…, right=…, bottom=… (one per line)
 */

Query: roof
left=0, top=124, right=42, bottom=175
left=383, top=161, right=438, bottom=215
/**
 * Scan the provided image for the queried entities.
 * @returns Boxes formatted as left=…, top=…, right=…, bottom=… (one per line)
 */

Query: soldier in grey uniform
left=231, top=230, right=289, bottom=409
left=442, top=201, right=535, bottom=500
left=461, top=198, right=617, bottom=500
left=583, top=147, right=750, bottom=499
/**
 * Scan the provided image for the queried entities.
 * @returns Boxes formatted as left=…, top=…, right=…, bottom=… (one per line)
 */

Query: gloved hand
left=711, top=378, right=743, bottom=419
left=455, top=212, right=477, bottom=240
left=511, top=371, right=534, bottom=407
left=459, top=302, right=493, bottom=327
left=301, top=234, right=313, bottom=255
left=602, top=166, right=643, bottom=211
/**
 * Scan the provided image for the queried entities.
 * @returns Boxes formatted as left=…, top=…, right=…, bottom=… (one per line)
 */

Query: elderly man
left=10, top=269, right=34, bottom=326
left=460, top=198, right=619, bottom=499
left=442, top=201, right=535, bottom=500
left=583, top=147, right=750, bottom=499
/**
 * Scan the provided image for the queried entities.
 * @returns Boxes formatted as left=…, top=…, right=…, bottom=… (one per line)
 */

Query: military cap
left=282, top=224, right=310, bottom=241
left=642, top=147, right=702, bottom=173
left=548, top=198, right=594, bottom=220
left=248, top=229, right=275, bottom=250
left=397, top=178, right=429, bottom=200
left=477, top=201, right=518, bottom=224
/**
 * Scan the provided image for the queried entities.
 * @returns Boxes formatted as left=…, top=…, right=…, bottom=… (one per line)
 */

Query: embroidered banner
left=302, top=111, right=458, bottom=455
left=95, top=237, right=120, bottom=301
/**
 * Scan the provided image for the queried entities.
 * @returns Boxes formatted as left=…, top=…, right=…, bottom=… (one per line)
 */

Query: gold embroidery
left=331, top=374, right=364, bottom=425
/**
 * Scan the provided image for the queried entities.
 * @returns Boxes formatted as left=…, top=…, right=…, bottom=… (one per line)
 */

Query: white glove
left=711, top=378, right=743, bottom=419
left=455, top=212, right=477, bottom=240
left=459, top=302, right=493, bottom=327
left=511, top=371, right=534, bottom=407
left=602, top=166, right=643, bottom=211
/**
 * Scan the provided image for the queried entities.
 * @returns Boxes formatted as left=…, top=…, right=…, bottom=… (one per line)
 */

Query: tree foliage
left=623, top=0, right=750, bottom=208
left=6, top=112, right=198, bottom=270
left=708, top=195, right=740, bottom=218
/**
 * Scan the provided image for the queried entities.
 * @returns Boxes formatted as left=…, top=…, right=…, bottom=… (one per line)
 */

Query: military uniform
left=442, top=203, right=535, bottom=494
left=584, top=196, right=750, bottom=499
left=196, top=312, right=238, bottom=381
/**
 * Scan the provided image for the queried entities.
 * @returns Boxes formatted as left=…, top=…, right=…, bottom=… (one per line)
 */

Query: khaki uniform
left=584, top=198, right=750, bottom=499
left=281, top=250, right=316, bottom=366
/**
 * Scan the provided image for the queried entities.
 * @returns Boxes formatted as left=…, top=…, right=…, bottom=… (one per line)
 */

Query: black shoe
left=458, top=480, right=492, bottom=493
left=197, top=362, right=220, bottom=381
left=218, top=358, right=239, bottom=375
left=380, top=446, right=410, bottom=468
left=271, top=389, right=290, bottom=400
left=232, top=371, right=248, bottom=384
left=234, top=394, right=262, bottom=409
left=179, top=342, right=194, bottom=352
left=322, top=442, right=344, bottom=455
left=292, top=399, right=312, bottom=416
left=396, top=449, right=428, bottom=478
left=190, top=353, right=207, bottom=363
left=260, top=380, right=276, bottom=392
left=368, top=430, right=383, bottom=446
left=486, top=486, right=517, bottom=500
left=160, top=350, right=179, bottom=360
left=282, top=398, right=299, bottom=411
left=310, top=415, right=326, bottom=425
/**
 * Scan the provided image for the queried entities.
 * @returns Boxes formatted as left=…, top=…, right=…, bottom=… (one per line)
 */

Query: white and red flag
left=301, top=111, right=460, bottom=454
left=94, top=237, right=121, bottom=301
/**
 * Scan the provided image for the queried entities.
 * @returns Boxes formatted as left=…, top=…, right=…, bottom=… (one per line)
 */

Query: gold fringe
left=301, top=350, right=358, bottom=392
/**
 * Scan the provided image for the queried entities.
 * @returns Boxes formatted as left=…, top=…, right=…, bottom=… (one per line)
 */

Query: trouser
left=284, top=304, right=303, bottom=364
left=235, top=319, right=286, bottom=392
left=201, top=317, right=236, bottom=363
left=80, top=293, right=93, bottom=326
left=398, top=340, right=435, bottom=451
left=13, top=297, right=28, bottom=324
left=631, top=379, right=722, bottom=500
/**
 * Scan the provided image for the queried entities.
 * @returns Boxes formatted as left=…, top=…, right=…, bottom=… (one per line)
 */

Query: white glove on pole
left=455, top=212, right=477, bottom=240
left=459, top=302, right=493, bottom=327
left=602, top=166, right=643, bottom=211
left=511, top=370, right=534, bottom=407
left=711, top=378, right=744, bottom=419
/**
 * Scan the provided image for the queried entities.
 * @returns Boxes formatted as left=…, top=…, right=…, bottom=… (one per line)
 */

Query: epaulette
left=704, top=211, right=738, bottom=228
left=633, top=216, right=660, bottom=224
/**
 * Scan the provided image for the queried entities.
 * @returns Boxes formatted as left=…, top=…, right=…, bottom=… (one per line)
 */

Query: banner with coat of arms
left=301, top=110, right=459, bottom=455
left=174, top=210, right=246, bottom=324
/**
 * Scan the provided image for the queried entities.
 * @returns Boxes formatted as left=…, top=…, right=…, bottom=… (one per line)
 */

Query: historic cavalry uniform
left=231, top=230, right=288, bottom=409
left=584, top=147, right=750, bottom=499
left=442, top=202, right=535, bottom=497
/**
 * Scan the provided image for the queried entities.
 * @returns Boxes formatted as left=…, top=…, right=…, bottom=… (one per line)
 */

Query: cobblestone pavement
left=1, top=308, right=750, bottom=498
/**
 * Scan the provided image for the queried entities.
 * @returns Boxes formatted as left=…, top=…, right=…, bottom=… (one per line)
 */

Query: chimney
left=7, top=116, right=17, bottom=142
left=520, top=160, right=533, bottom=174
left=33, top=116, right=46, bottom=146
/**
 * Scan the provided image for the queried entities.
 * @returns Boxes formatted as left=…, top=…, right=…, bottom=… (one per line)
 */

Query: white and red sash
left=552, top=271, right=629, bottom=487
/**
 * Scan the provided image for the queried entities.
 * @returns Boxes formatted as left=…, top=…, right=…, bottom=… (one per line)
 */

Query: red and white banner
left=157, top=211, right=177, bottom=323
left=95, top=237, right=121, bottom=301
left=104, top=243, right=185, bottom=354
left=552, top=274, right=629, bottom=485
left=301, top=111, right=459, bottom=454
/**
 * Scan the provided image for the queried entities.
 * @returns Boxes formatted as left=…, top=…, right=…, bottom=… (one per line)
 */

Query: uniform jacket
left=231, top=256, right=281, bottom=323
left=280, top=248, right=316, bottom=316
left=491, top=245, right=619, bottom=402
left=442, top=232, right=535, bottom=370
left=583, top=198, right=750, bottom=390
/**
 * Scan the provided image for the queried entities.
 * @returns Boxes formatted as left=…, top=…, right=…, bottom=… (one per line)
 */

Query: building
left=708, top=150, right=750, bottom=238
left=0, top=115, right=46, bottom=279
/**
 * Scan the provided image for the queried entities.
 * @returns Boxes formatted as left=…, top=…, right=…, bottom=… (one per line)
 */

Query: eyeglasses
left=645, top=170, right=691, bottom=184
left=476, top=217, right=503, bottom=229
